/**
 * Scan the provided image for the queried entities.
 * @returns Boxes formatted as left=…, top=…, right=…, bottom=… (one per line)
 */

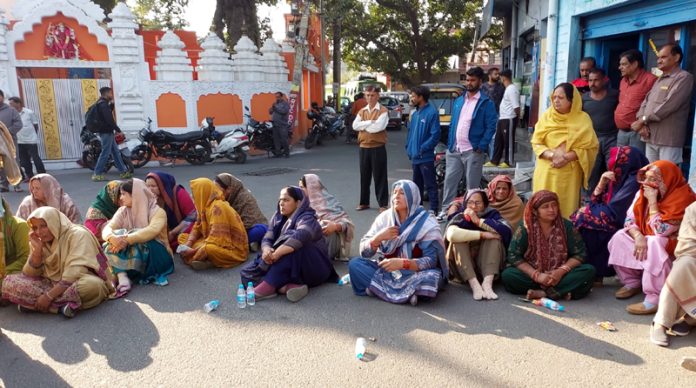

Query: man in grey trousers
left=269, top=91, right=290, bottom=158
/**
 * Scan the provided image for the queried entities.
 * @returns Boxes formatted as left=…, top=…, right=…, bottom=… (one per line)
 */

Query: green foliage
left=213, top=0, right=280, bottom=51
left=92, top=0, right=118, bottom=18
left=133, top=0, right=190, bottom=30
left=325, top=0, right=479, bottom=87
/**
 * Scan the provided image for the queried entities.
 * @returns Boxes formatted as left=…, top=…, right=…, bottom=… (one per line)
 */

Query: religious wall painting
left=44, top=22, right=80, bottom=59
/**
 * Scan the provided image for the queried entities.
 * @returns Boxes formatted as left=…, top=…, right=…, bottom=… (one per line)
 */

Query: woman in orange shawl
left=608, top=160, right=696, bottom=315
left=17, top=173, right=81, bottom=223
left=179, top=178, right=248, bottom=270
left=487, top=175, right=524, bottom=232
left=532, top=83, right=598, bottom=218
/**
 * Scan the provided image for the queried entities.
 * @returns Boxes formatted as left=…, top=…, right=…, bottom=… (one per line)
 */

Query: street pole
left=288, top=0, right=310, bottom=134
left=320, top=0, right=326, bottom=105
left=332, top=17, right=341, bottom=112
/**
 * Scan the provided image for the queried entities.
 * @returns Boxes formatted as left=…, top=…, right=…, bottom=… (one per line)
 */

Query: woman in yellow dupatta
left=1, top=207, right=117, bottom=318
left=532, top=83, right=598, bottom=218
left=179, top=178, right=249, bottom=269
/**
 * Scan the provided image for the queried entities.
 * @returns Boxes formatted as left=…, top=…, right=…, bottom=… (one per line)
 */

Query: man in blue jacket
left=437, top=67, right=498, bottom=221
left=405, top=85, right=440, bottom=213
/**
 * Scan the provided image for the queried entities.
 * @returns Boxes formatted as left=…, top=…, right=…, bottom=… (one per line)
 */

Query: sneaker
left=499, top=162, right=511, bottom=168
left=483, top=161, right=497, bottom=167
left=669, top=321, right=692, bottom=336
left=119, top=172, right=133, bottom=179
left=91, top=175, right=106, bottom=182
left=436, top=211, right=447, bottom=222
left=59, top=305, right=75, bottom=319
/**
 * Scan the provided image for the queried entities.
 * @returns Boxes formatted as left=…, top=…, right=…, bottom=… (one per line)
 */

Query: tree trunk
left=213, top=0, right=263, bottom=52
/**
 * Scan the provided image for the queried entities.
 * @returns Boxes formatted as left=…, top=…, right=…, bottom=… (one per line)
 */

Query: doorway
left=600, top=34, right=640, bottom=89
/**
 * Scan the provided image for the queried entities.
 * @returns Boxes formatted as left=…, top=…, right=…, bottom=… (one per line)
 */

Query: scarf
left=487, top=175, right=524, bottom=231
left=531, top=86, right=598, bottom=188
left=523, top=190, right=568, bottom=272
left=216, top=173, right=268, bottom=229
left=634, top=160, right=696, bottom=242
left=448, top=189, right=513, bottom=247
left=364, top=180, right=448, bottom=281
left=267, top=186, right=315, bottom=245
left=87, top=180, right=121, bottom=220
left=0, top=121, right=21, bottom=186
left=27, top=207, right=115, bottom=288
left=147, top=171, right=191, bottom=229
left=571, top=146, right=647, bottom=232
left=112, top=178, right=160, bottom=231
left=190, top=177, right=247, bottom=249
left=303, top=173, right=355, bottom=252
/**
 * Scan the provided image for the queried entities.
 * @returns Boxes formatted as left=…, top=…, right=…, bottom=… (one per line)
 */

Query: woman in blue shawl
left=571, top=146, right=648, bottom=283
left=445, top=189, right=512, bottom=301
left=348, top=180, right=447, bottom=306
left=145, top=171, right=197, bottom=249
left=240, top=186, right=337, bottom=303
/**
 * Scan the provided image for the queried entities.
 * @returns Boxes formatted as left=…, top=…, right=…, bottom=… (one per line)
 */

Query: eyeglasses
left=467, top=201, right=483, bottom=206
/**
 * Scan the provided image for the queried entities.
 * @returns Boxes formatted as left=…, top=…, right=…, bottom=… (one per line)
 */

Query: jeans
left=94, top=132, right=127, bottom=175
left=441, top=149, right=485, bottom=212
left=17, top=143, right=46, bottom=178
left=412, top=162, right=438, bottom=212
left=616, top=130, right=645, bottom=154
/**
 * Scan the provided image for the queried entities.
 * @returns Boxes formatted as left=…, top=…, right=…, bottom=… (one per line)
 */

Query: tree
left=92, top=0, right=118, bottom=19
left=328, top=0, right=480, bottom=87
left=213, top=0, right=278, bottom=51
left=132, top=0, right=190, bottom=30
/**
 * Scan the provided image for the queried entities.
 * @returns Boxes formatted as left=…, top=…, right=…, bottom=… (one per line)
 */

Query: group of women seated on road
left=3, top=111, right=696, bottom=349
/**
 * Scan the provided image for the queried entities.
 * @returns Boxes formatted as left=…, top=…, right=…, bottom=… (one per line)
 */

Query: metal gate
left=20, top=78, right=111, bottom=160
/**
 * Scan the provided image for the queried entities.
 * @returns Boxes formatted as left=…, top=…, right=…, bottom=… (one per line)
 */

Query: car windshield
left=430, top=91, right=461, bottom=117
left=379, top=96, right=398, bottom=107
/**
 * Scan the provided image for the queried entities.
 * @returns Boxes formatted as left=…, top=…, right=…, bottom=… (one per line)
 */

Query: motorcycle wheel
left=185, top=141, right=212, bottom=165
left=304, top=129, right=318, bottom=149
left=82, top=150, right=113, bottom=173
left=131, top=145, right=152, bottom=168
left=227, top=149, right=247, bottom=164
left=122, top=152, right=135, bottom=173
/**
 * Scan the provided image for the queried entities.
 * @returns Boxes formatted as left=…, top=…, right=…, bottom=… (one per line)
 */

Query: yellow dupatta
left=190, top=178, right=248, bottom=251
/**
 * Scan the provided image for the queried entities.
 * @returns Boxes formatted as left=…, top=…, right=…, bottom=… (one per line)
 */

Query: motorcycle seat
left=155, top=130, right=203, bottom=142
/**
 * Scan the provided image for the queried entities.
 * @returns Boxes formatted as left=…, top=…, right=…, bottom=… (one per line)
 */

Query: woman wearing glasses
left=445, top=189, right=512, bottom=300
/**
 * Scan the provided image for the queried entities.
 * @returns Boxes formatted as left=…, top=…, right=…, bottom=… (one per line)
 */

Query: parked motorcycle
left=80, top=126, right=135, bottom=173
left=243, top=106, right=290, bottom=157
left=304, top=104, right=345, bottom=149
left=130, top=118, right=213, bottom=168
left=207, top=117, right=249, bottom=164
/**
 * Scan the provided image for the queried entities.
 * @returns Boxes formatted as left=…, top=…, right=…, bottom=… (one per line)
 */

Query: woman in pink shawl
left=102, top=179, right=174, bottom=292
left=17, top=173, right=81, bottom=223
left=300, top=174, right=355, bottom=260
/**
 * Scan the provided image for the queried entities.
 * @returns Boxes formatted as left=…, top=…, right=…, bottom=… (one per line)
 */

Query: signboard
left=480, top=0, right=494, bottom=38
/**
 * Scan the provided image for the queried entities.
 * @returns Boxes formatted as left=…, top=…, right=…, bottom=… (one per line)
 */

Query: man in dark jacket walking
left=438, top=67, right=498, bottom=221
left=405, top=85, right=441, bottom=213
left=269, top=92, right=290, bottom=158
left=92, top=87, right=131, bottom=181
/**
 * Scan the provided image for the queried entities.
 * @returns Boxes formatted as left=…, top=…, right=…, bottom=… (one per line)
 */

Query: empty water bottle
left=338, top=274, right=351, bottom=286
left=355, top=337, right=367, bottom=360
left=532, top=297, right=565, bottom=312
left=237, top=284, right=246, bottom=308
left=246, top=282, right=256, bottom=306
left=204, top=299, right=220, bottom=313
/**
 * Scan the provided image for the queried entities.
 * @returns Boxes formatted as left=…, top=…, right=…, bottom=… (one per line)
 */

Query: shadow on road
left=0, top=297, right=159, bottom=372
left=0, top=332, right=71, bottom=388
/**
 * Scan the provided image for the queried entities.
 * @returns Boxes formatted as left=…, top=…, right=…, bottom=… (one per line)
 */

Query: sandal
left=116, top=282, right=132, bottom=296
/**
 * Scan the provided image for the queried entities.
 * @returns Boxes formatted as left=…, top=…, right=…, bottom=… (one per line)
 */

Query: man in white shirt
left=9, top=97, right=45, bottom=180
left=352, top=86, right=389, bottom=211
left=487, top=69, right=520, bottom=168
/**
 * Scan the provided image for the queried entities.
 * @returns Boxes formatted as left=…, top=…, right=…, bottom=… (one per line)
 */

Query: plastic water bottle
left=338, top=274, right=351, bottom=285
left=391, top=270, right=403, bottom=280
left=246, top=282, right=256, bottom=306
left=355, top=337, right=367, bottom=360
left=236, top=284, right=246, bottom=308
left=532, top=297, right=565, bottom=312
left=203, top=299, right=219, bottom=313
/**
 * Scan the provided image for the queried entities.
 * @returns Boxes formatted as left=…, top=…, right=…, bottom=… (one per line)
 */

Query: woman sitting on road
left=179, top=178, right=248, bottom=270
left=214, top=173, right=268, bottom=250
left=348, top=180, right=447, bottom=306
left=446, top=175, right=524, bottom=231
left=84, top=180, right=121, bottom=243
left=103, top=179, right=174, bottom=292
left=241, top=186, right=337, bottom=302
left=608, top=160, right=696, bottom=315
left=445, top=189, right=512, bottom=301
left=145, top=171, right=197, bottom=249
left=17, top=173, right=81, bottom=223
left=571, top=146, right=648, bottom=285
left=501, top=190, right=596, bottom=301
left=0, top=195, right=30, bottom=297
left=2, top=207, right=118, bottom=318
left=300, top=173, right=355, bottom=260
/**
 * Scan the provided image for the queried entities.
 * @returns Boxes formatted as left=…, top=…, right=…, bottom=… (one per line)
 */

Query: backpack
left=84, top=102, right=101, bottom=132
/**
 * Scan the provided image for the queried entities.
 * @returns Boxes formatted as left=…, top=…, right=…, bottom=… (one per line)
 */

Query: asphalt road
left=1, top=130, right=694, bottom=387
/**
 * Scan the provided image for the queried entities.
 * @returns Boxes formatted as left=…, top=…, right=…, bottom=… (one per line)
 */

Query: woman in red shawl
left=608, top=160, right=696, bottom=315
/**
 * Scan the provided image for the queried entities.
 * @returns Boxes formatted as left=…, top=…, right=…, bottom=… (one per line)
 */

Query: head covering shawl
left=448, top=189, right=513, bottom=246
left=303, top=173, right=354, bottom=248
left=18, top=173, right=81, bottom=223
left=216, top=173, right=268, bottom=228
left=523, top=190, right=567, bottom=272
left=86, top=180, right=121, bottom=221
left=486, top=175, right=524, bottom=230
left=147, top=171, right=183, bottom=225
left=113, top=178, right=160, bottom=231
left=190, top=178, right=247, bottom=249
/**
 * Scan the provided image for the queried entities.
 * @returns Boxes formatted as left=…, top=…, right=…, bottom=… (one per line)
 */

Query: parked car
left=421, top=83, right=466, bottom=143
left=384, top=91, right=412, bottom=122
left=378, top=96, right=403, bottom=130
